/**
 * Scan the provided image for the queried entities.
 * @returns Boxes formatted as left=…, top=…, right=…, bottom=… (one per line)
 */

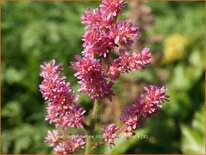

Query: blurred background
left=1, top=1, right=205, bottom=154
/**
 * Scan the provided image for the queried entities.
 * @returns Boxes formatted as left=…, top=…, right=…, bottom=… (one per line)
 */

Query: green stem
left=85, top=99, right=99, bottom=154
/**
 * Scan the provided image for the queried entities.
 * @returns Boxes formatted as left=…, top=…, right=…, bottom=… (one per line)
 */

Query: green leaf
left=169, top=64, right=191, bottom=90
left=14, top=136, right=31, bottom=153
left=2, top=131, right=13, bottom=153
left=181, top=105, right=205, bottom=154
left=188, top=50, right=205, bottom=81
left=192, top=105, right=204, bottom=134
left=2, top=101, right=22, bottom=118
left=4, top=67, right=25, bottom=84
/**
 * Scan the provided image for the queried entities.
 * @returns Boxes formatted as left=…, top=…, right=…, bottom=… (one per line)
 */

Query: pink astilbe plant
left=39, top=0, right=169, bottom=154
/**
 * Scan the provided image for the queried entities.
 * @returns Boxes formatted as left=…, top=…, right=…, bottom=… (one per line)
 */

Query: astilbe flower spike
left=102, top=86, right=169, bottom=144
left=119, top=86, right=169, bottom=136
left=40, top=60, right=85, bottom=154
left=39, top=0, right=169, bottom=153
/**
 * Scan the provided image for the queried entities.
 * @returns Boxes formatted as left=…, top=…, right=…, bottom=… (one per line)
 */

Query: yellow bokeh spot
left=162, top=33, right=188, bottom=63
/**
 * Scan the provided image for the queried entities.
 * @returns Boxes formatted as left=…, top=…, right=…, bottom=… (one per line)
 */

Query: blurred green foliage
left=2, top=1, right=205, bottom=154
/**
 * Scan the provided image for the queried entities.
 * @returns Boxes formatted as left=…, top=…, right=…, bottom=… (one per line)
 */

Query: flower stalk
left=85, top=99, right=99, bottom=154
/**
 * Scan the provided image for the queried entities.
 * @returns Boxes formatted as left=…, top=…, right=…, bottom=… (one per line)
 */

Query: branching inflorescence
left=39, top=0, right=169, bottom=154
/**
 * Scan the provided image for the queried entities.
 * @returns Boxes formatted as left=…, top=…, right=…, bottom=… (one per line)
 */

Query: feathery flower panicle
left=100, top=0, right=127, bottom=20
left=108, top=48, right=151, bottom=80
left=103, top=124, right=119, bottom=148
left=71, top=55, right=114, bottom=100
left=40, top=0, right=170, bottom=152
left=39, top=60, right=85, bottom=128
left=112, top=20, right=140, bottom=46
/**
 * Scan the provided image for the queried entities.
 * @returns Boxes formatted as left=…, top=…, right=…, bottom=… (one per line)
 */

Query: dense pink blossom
left=111, top=20, right=140, bottom=46
left=45, top=130, right=85, bottom=154
left=54, top=142, right=70, bottom=154
left=39, top=60, right=77, bottom=105
left=51, top=133, right=85, bottom=154
left=64, top=104, right=86, bottom=128
left=81, top=20, right=140, bottom=57
left=81, top=8, right=114, bottom=29
left=39, top=60, right=85, bottom=128
left=108, top=48, right=151, bottom=80
left=103, top=124, right=119, bottom=148
left=45, top=130, right=60, bottom=147
left=120, top=85, right=169, bottom=135
left=121, top=85, right=169, bottom=119
left=81, top=8, right=102, bottom=27
left=40, top=59, right=61, bottom=79
left=70, top=133, right=86, bottom=150
left=71, top=55, right=114, bottom=100
left=123, top=116, right=140, bottom=137
left=45, top=102, right=85, bottom=128
left=138, top=85, right=169, bottom=117
left=40, top=61, right=86, bottom=153
left=82, top=28, right=115, bottom=57
left=129, top=85, right=169, bottom=118
left=100, top=0, right=127, bottom=20
left=57, top=104, right=86, bottom=128
left=82, top=0, right=126, bottom=29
